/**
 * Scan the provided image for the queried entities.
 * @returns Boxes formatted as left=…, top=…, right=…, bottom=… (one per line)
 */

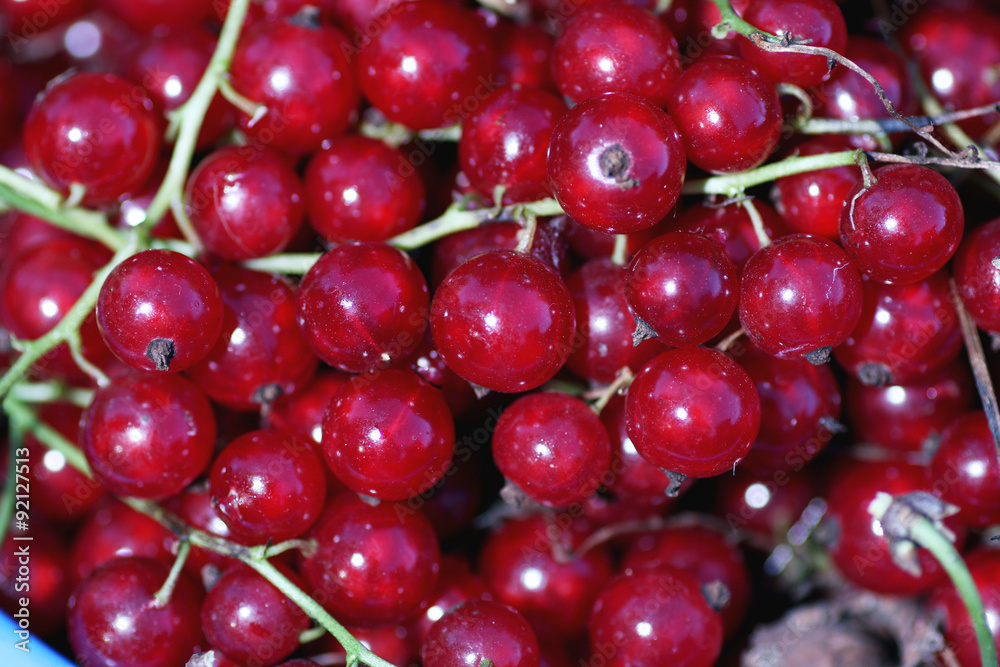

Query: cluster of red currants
left=2, top=0, right=1000, bottom=665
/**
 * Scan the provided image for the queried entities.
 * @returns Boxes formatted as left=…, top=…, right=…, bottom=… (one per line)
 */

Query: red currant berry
left=80, top=371, right=217, bottom=499
left=814, top=36, right=916, bottom=125
left=738, top=0, right=847, bottom=88
left=296, top=243, right=429, bottom=373
left=268, top=369, right=352, bottom=445
left=230, top=18, right=360, bottom=154
left=408, top=555, right=491, bottom=646
left=928, top=411, right=1000, bottom=528
left=589, top=566, right=723, bottom=667
left=671, top=200, right=789, bottom=272
left=430, top=250, right=577, bottom=393
left=355, top=1, right=498, bottom=131
left=833, top=270, right=961, bottom=386
left=844, top=363, right=975, bottom=454
left=840, top=164, right=964, bottom=284
left=953, top=217, right=1000, bottom=333
left=201, top=563, right=309, bottom=666
left=24, top=72, right=161, bottom=206
left=626, top=232, right=739, bottom=347
left=186, top=264, right=318, bottom=411
left=423, top=600, right=540, bottom=667
left=69, top=501, right=176, bottom=587
left=547, top=92, right=686, bottom=234
left=667, top=55, right=782, bottom=174
left=714, top=468, right=815, bottom=544
left=566, top=258, right=665, bottom=384
left=551, top=2, right=681, bottom=106
left=625, top=347, right=760, bottom=479
left=97, top=249, right=223, bottom=373
left=478, top=515, right=614, bottom=638
left=770, top=136, right=863, bottom=239
left=458, top=85, right=565, bottom=205
left=739, top=234, right=863, bottom=360
left=209, top=428, right=327, bottom=544
left=298, top=492, right=440, bottom=627
left=493, top=392, right=612, bottom=507
left=67, top=557, right=203, bottom=667
left=321, top=369, right=454, bottom=501
left=304, top=135, right=426, bottom=244
left=600, top=393, right=676, bottom=502
left=0, top=526, right=71, bottom=637
left=97, top=0, right=211, bottom=32
left=185, top=146, right=305, bottom=261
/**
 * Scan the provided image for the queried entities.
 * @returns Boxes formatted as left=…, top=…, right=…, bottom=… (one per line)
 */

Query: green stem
left=0, top=241, right=136, bottom=400
left=144, top=0, right=252, bottom=227
left=8, top=381, right=94, bottom=408
left=0, top=165, right=127, bottom=251
left=243, top=558, right=398, bottom=667
left=869, top=494, right=997, bottom=667
left=2, top=399, right=91, bottom=475
left=242, top=253, right=323, bottom=275
left=707, top=0, right=774, bottom=39
left=681, top=151, right=859, bottom=196
left=153, top=541, right=191, bottom=608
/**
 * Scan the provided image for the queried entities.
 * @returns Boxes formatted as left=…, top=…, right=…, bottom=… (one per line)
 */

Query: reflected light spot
left=350, top=552, right=365, bottom=568
left=43, top=449, right=66, bottom=473
left=484, top=312, right=499, bottom=331
left=250, top=476, right=266, bottom=494
left=534, top=442, right=552, bottom=458
left=163, top=76, right=183, bottom=99
left=426, top=605, right=444, bottom=622
left=968, top=460, right=987, bottom=479
left=707, top=110, right=721, bottom=125
left=137, top=303, right=153, bottom=317
left=871, top=518, right=884, bottom=537
left=622, top=438, right=637, bottom=455
left=368, top=427, right=382, bottom=443
left=39, top=298, right=59, bottom=319
left=230, top=328, right=247, bottom=346
left=886, top=385, right=906, bottom=405
left=342, top=186, right=359, bottom=205
left=112, top=614, right=133, bottom=634
left=675, top=406, right=689, bottom=421
left=807, top=183, right=821, bottom=198
left=780, top=288, right=795, bottom=303
left=503, top=134, right=521, bottom=160
left=636, top=622, right=653, bottom=637
left=66, top=128, right=84, bottom=143
left=64, top=21, right=101, bottom=59
left=401, top=56, right=418, bottom=75
left=874, top=309, right=891, bottom=325
left=663, top=280, right=677, bottom=297
left=932, top=68, right=955, bottom=93
left=125, top=426, right=144, bottom=444
left=597, top=57, right=614, bottom=73
left=270, top=68, right=292, bottom=92
left=521, top=568, right=544, bottom=591
left=592, top=315, right=609, bottom=334
left=745, top=482, right=772, bottom=510
left=884, top=217, right=899, bottom=231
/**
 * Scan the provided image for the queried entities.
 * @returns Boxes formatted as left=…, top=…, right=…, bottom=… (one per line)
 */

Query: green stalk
left=144, top=0, right=252, bottom=227
left=681, top=151, right=859, bottom=196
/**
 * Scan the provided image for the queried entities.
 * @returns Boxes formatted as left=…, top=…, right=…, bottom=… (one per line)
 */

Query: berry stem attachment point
left=868, top=491, right=996, bottom=667
left=740, top=198, right=770, bottom=248
left=589, top=368, right=634, bottom=415
left=611, top=234, right=629, bottom=266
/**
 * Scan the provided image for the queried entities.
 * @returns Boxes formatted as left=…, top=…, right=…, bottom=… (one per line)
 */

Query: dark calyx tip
left=701, top=580, right=731, bottom=612
left=145, top=338, right=176, bottom=371
left=857, top=362, right=892, bottom=386
left=599, top=144, right=639, bottom=189
left=662, top=469, right=688, bottom=498
left=804, top=347, right=832, bottom=365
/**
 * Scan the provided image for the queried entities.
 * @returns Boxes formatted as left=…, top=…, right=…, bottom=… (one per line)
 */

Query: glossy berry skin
left=185, top=146, right=305, bottom=261
left=928, top=412, right=1000, bottom=528
left=600, top=394, right=675, bottom=502
left=296, top=243, right=429, bottom=374
left=734, top=342, right=841, bottom=475
left=548, top=92, right=686, bottom=234
left=356, top=0, right=498, bottom=130
left=667, top=56, right=782, bottom=175
left=458, top=85, right=565, bottom=204
left=840, top=164, right=964, bottom=284
left=929, top=550, right=1000, bottom=667
left=430, top=221, right=565, bottom=289
left=771, top=136, right=862, bottom=239
left=478, top=515, right=614, bottom=638
left=626, top=232, right=739, bottom=347
left=624, top=525, right=751, bottom=637
left=738, top=0, right=847, bottom=88
left=268, top=369, right=352, bottom=446
left=430, top=250, right=576, bottom=393
left=714, top=468, right=815, bottom=543
left=304, top=136, right=426, bottom=243
left=625, top=347, right=760, bottom=479
left=298, top=492, right=440, bottom=627
left=494, top=20, right=555, bottom=91
left=98, top=0, right=211, bottom=32
left=162, top=485, right=245, bottom=578
left=126, top=30, right=233, bottom=150
left=24, top=72, right=161, bottom=206
left=671, top=201, right=789, bottom=272
left=80, top=372, right=216, bottom=500
left=67, top=557, right=203, bottom=667
left=0, top=237, right=114, bottom=380
left=827, top=459, right=964, bottom=595
left=69, top=502, right=176, bottom=587
left=321, top=369, right=454, bottom=501
left=833, top=271, right=961, bottom=386
left=210, top=428, right=327, bottom=544
left=186, top=265, right=318, bottom=411
left=739, top=234, right=863, bottom=359
left=97, top=249, right=223, bottom=373
left=550, top=2, right=681, bottom=106
left=589, top=566, right=723, bottom=667
left=953, top=218, right=1000, bottom=332
left=844, top=363, right=974, bottom=453
left=409, top=555, right=491, bottom=645
left=566, top=259, right=665, bottom=384
left=493, top=392, right=611, bottom=507
left=201, top=564, right=309, bottom=667
left=423, top=600, right=540, bottom=667
left=230, top=19, right=360, bottom=154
